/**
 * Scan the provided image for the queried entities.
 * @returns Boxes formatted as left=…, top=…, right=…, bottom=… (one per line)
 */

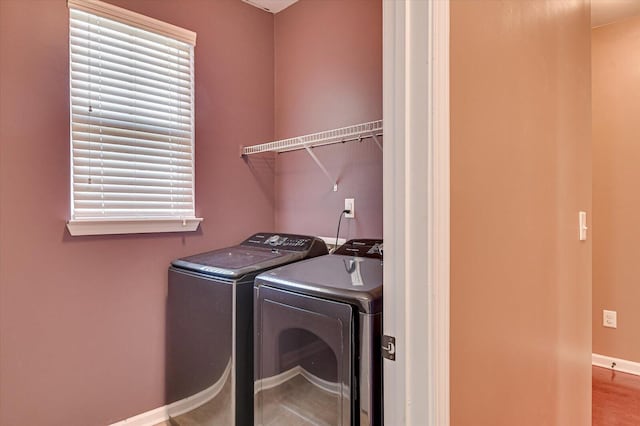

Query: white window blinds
left=68, top=1, right=200, bottom=235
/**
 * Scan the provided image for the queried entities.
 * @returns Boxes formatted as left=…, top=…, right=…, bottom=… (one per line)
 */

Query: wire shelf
left=241, top=120, right=383, bottom=155
left=241, top=120, right=383, bottom=191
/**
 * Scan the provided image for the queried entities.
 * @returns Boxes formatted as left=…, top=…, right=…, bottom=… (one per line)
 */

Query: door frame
left=382, top=1, right=450, bottom=425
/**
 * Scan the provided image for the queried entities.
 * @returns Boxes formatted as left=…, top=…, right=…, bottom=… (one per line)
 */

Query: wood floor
left=593, top=366, right=640, bottom=426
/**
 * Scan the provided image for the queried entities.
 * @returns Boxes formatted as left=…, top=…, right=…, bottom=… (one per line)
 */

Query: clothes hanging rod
left=241, top=120, right=383, bottom=156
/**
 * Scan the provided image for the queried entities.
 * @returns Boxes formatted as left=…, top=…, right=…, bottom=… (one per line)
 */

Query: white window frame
left=66, top=0, right=202, bottom=236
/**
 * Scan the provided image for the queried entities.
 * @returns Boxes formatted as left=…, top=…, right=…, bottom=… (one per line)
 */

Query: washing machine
left=166, top=233, right=328, bottom=426
left=254, top=239, right=383, bottom=426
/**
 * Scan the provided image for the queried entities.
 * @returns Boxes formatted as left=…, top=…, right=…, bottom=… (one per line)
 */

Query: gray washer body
left=167, top=233, right=327, bottom=426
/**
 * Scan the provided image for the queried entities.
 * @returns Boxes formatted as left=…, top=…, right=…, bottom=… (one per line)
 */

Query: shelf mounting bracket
left=372, top=133, right=383, bottom=152
left=301, top=139, right=338, bottom=192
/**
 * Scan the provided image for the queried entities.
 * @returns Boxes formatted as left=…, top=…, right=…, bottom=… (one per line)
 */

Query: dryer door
left=255, top=285, right=354, bottom=426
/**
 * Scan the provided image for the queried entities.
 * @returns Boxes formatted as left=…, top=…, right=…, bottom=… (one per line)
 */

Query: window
left=67, top=0, right=201, bottom=236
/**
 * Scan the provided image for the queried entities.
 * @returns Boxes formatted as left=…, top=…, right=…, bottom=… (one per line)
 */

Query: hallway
left=593, top=366, right=640, bottom=426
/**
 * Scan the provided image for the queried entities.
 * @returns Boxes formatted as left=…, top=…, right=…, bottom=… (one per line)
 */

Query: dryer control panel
left=335, top=239, right=383, bottom=259
left=241, top=233, right=322, bottom=252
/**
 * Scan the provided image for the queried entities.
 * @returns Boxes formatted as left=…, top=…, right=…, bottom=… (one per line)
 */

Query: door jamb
left=382, top=1, right=450, bottom=424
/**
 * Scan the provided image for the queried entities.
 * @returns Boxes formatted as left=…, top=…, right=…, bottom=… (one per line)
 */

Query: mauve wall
left=0, top=1, right=274, bottom=424
left=451, top=1, right=592, bottom=425
left=592, top=15, right=640, bottom=364
left=273, top=0, right=382, bottom=239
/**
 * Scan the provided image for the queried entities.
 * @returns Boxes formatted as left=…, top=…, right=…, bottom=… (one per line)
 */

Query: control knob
left=266, top=235, right=281, bottom=245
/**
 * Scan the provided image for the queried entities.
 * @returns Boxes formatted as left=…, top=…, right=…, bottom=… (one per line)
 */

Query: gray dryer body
left=254, top=239, right=383, bottom=426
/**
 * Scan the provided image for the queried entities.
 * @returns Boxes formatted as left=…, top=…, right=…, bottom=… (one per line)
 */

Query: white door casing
left=382, top=1, right=450, bottom=425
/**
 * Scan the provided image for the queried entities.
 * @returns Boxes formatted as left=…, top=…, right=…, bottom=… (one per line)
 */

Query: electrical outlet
left=345, top=198, right=355, bottom=219
left=603, top=310, right=617, bottom=328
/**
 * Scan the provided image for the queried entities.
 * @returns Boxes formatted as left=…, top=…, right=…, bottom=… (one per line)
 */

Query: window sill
left=66, top=218, right=203, bottom=236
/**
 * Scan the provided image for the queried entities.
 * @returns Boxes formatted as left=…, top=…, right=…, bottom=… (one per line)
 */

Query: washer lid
left=171, top=233, right=327, bottom=279
left=256, top=254, right=383, bottom=314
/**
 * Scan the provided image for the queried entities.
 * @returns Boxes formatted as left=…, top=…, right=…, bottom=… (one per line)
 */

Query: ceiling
left=241, top=0, right=299, bottom=14
left=592, top=0, right=640, bottom=28
left=244, top=0, right=640, bottom=25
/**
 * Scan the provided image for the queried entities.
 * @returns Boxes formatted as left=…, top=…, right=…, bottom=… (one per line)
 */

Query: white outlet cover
left=345, top=198, right=355, bottom=219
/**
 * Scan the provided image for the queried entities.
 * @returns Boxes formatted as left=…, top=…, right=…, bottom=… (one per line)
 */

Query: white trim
left=383, top=1, right=450, bottom=425
left=66, top=218, right=202, bottom=236
left=255, top=365, right=301, bottom=393
left=67, top=0, right=197, bottom=45
left=166, top=359, right=232, bottom=418
left=430, top=2, right=451, bottom=424
left=109, top=360, right=231, bottom=426
left=592, top=353, right=640, bottom=377
left=317, top=236, right=347, bottom=251
left=108, top=405, right=168, bottom=426
left=255, top=365, right=342, bottom=396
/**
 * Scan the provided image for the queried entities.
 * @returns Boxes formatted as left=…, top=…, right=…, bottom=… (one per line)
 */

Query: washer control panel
left=241, top=233, right=318, bottom=251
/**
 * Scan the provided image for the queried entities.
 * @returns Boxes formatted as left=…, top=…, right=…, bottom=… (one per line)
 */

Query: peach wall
left=273, top=0, right=382, bottom=239
left=0, top=1, right=274, bottom=424
left=451, top=1, right=592, bottom=425
left=592, top=16, right=640, bottom=364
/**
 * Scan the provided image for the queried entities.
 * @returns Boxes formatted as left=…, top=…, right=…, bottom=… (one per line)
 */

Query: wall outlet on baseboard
left=603, top=310, right=617, bottom=328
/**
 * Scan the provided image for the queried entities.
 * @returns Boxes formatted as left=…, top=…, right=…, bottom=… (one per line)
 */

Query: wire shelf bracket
left=241, top=120, right=383, bottom=192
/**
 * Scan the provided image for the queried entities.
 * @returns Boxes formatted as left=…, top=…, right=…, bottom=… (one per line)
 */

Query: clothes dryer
left=254, top=239, right=383, bottom=426
left=167, top=233, right=328, bottom=426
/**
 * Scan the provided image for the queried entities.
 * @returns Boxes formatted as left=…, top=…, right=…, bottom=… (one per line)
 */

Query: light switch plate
left=603, top=310, right=617, bottom=328
left=579, top=211, right=588, bottom=241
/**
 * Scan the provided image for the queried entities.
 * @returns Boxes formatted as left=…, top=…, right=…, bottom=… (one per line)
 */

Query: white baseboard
left=592, top=353, right=640, bottom=377
left=109, top=405, right=168, bottom=426
left=109, top=360, right=231, bottom=426
left=255, top=365, right=341, bottom=396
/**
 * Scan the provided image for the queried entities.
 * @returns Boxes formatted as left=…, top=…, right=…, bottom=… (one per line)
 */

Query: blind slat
left=72, top=126, right=192, bottom=147
left=74, top=183, right=192, bottom=193
left=73, top=166, right=192, bottom=181
left=69, top=48, right=192, bottom=84
left=71, top=86, right=191, bottom=116
left=69, top=7, right=195, bottom=49
left=76, top=200, right=193, bottom=207
left=70, top=57, right=192, bottom=96
left=73, top=146, right=191, bottom=168
left=69, top=27, right=192, bottom=71
left=69, top=39, right=191, bottom=77
left=72, top=137, right=191, bottom=157
left=73, top=210, right=194, bottom=218
left=73, top=157, right=193, bottom=174
left=72, top=114, right=192, bottom=139
left=72, top=96, right=191, bottom=122
left=74, top=192, right=193, bottom=201
left=73, top=174, right=192, bottom=187
left=71, top=82, right=191, bottom=113
left=71, top=106, right=192, bottom=134
left=70, top=69, right=192, bottom=102
left=69, top=4, right=195, bottom=222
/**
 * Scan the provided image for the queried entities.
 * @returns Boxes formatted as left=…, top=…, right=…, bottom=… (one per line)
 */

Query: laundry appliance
left=254, top=239, right=383, bottom=426
left=167, top=233, right=328, bottom=425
